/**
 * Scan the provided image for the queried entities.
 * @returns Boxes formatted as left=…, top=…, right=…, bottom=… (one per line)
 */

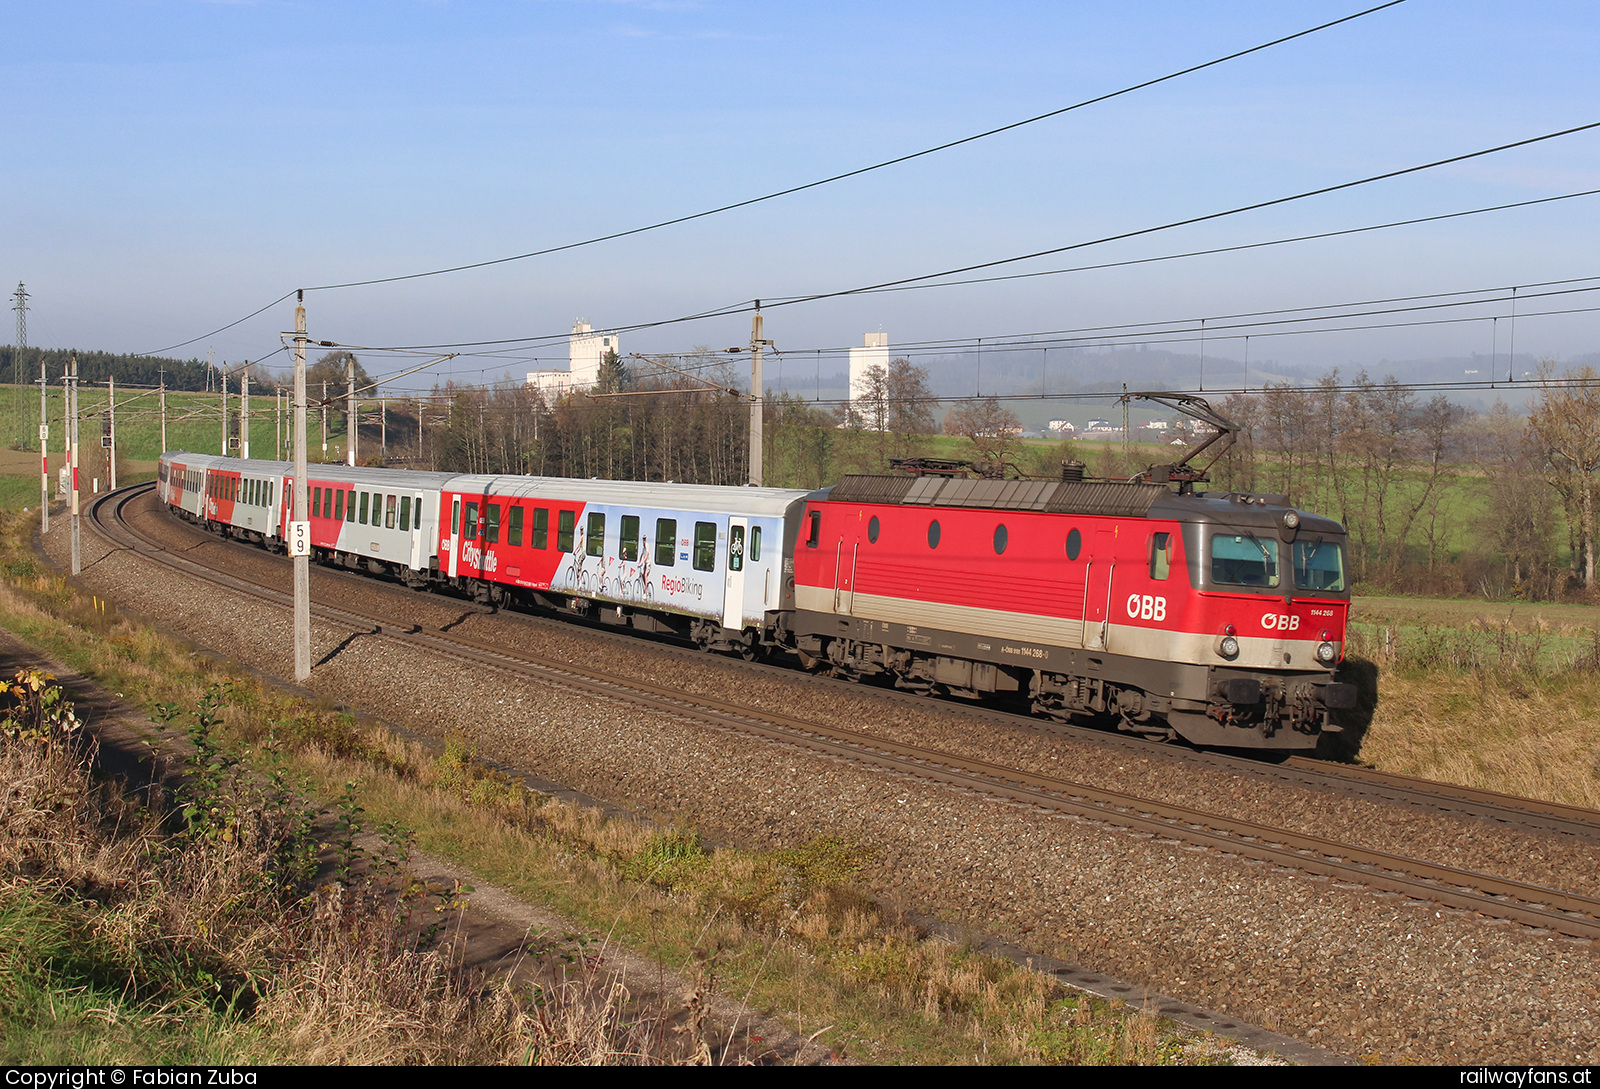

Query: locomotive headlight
left=1218, top=626, right=1240, bottom=660
left=1316, top=640, right=1337, bottom=664
left=1282, top=510, right=1300, bottom=530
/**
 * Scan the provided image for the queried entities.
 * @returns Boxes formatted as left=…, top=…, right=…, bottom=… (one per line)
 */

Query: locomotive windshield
left=1211, top=533, right=1279, bottom=587
left=1292, top=537, right=1346, bottom=592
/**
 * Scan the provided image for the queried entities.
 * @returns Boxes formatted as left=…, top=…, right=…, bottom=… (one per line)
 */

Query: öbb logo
left=1262, top=613, right=1300, bottom=631
left=1125, top=594, right=1166, bottom=621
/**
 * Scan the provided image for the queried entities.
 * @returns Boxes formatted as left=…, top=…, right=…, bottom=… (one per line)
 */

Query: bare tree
left=884, top=357, right=938, bottom=449
left=944, top=397, right=1024, bottom=466
left=1475, top=403, right=1556, bottom=594
left=1526, top=361, right=1600, bottom=591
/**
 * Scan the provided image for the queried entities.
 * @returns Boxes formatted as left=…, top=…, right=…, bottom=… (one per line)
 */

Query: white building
left=1048, top=420, right=1077, bottom=434
left=848, top=332, right=889, bottom=404
left=526, top=320, right=621, bottom=399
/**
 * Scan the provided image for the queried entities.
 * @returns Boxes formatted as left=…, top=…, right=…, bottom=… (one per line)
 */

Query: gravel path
left=57, top=495, right=1600, bottom=1064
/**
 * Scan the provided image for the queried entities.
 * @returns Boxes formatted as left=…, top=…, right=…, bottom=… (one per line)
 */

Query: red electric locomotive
left=786, top=395, right=1355, bottom=750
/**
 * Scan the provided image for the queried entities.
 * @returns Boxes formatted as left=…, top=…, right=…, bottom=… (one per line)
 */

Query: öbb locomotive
left=158, top=427, right=1355, bottom=751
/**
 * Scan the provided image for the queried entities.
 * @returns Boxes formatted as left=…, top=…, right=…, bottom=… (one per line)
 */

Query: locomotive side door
left=832, top=509, right=865, bottom=615
left=1084, top=529, right=1117, bottom=650
left=722, top=517, right=748, bottom=630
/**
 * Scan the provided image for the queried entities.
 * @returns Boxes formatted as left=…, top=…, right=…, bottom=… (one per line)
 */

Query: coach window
left=655, top=518, right=676, bottom=566
left=484, top=503, right=500, bottom=543
left=1149, top=532, right=1172, bottom=580
left=993, top=523, right=1008, bottom=555
left=463, top=501, right=478, bottom=539
left=805, top=511, right=821, bottom=548
left=386, top=495, right=398, bottom=530
left=334, top=489, right=345, bottom=521
left=507, top=505, right=522, bottom=547
left=728, top=525, right=745, bottom=572
left=346, top=490, right=356, bottom=522
left=586, top=512, right=605, bottom=557
left=399, top=496, right=412, bottom=532
left=693, top=521, right=717, bottom=572
left=1066, top=528, right=1082, bottom=561
left=533, top=508, right=549, bottom=549
left=750, top=526, right=762, bottom=562
left=557, top=510, right=574, bottom=551
left=312, top=488, right=322, bottom=518
left=620, top=515, right=640, bottom=561
left=358, top=492, right=370, bottom=525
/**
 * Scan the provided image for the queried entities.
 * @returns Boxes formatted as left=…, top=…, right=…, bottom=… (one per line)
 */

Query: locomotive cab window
left=1149, top=532, right=1173, bottom=581
left=693, top=522, right=717, bottom=572
left=1293, top=538, right=1346, bottom=592
left=655, top=519, right=677, bottom=566
left=805, top=511, right=820, bottom=548
left=1211, top=533, right=1279, bottom=588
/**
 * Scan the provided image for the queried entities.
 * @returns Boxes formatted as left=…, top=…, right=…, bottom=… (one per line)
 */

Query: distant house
left=1048, top=419, right=1076, bottom=434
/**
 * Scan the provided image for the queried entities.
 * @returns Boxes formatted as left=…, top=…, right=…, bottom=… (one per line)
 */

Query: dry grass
left=0, top=667, right=707, bottom=1065
left=1336, top=604, right=1600, bottom=808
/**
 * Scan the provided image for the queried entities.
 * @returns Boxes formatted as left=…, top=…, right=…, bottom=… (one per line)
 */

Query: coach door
left=409, top=492, right=425, bottom=571
left=722, top=517, right=748, bottom=629
left=446, top=497, right=461, bottom=578
left=1083, top=529, right=1117, bottom=651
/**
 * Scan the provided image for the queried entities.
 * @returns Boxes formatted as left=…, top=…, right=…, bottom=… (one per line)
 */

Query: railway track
left=91, top=481, right=1600, bottom=943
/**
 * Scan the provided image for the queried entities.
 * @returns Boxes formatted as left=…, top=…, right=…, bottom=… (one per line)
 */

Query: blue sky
left=5, top=0, right=1598, bottom=391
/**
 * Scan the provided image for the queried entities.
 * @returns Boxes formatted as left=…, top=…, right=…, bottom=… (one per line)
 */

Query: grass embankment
left=0, top=509, right=1208, bottom=1066
left=1336, top=596, right=1600, bottom=808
